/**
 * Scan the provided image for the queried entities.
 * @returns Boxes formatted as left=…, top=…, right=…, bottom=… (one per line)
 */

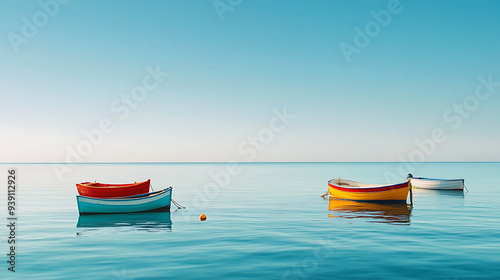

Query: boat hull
left=328, top=179, right=410, bottom=201
left=410, top=178, right=464, bottom=190
left=77, top=187, right=171, bottom=214
left=76, top=180, right=150, bottom=198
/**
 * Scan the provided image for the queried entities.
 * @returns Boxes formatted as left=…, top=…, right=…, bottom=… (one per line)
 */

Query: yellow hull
left=328, top=181, right=410, bottom=201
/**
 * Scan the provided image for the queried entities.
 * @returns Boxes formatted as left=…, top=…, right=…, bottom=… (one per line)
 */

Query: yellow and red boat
left=328, top=178, right=410, bottom=202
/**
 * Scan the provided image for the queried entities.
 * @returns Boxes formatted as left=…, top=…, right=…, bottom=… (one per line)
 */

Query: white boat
left=77, top=187, right=172, bottom=214
left=407, top=174, right=464, bottom=190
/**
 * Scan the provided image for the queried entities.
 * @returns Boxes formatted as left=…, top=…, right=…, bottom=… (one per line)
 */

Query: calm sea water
left=1, top=162, right=500, bottom=279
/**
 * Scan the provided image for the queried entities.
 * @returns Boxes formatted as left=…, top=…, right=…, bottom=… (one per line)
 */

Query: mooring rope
left=152, top=184, right=185, bottom=209
left=464, top=184, right=469, bottom=192
left=321, top=182, right=329, bottom=198
left=409, top=181, right=413, bottom=205
left=171, top=199, right=186, bottom=209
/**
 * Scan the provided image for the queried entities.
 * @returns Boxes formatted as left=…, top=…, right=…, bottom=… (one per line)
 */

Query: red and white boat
left=76, top=179, right=151, bottom=198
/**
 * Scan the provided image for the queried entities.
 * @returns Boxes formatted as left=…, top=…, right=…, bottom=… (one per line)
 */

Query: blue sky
left=1, top=0, right=499, bottom=162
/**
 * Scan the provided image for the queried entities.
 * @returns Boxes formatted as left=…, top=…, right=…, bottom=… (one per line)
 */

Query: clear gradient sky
left=1, top=0, right=499, bottom=162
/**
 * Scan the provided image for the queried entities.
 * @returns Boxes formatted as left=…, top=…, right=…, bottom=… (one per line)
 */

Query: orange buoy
left=200, top=214, right=207, bottom=221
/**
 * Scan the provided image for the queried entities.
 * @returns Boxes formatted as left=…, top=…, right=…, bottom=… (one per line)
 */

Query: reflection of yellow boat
left=328, top=198, right=412, bottom=224
left=328, top=178, right=410, bottom=201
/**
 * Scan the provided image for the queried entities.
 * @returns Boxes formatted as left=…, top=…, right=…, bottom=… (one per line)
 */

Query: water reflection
left=413, top=189, right=465, bottom=198
left=328, top=199, right=412, bottom=225
left=76, top=211, right=172, bottom=235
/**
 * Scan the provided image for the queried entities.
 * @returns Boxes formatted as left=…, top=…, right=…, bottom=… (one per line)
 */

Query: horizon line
left=1, top=161, right=499, bottom=164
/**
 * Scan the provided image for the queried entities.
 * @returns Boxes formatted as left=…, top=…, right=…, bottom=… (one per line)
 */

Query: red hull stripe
left=329, top=182, right=408, bottom=193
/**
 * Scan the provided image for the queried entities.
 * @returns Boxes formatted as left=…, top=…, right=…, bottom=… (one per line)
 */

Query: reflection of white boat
left=413, top=188, right=465, bottom=198
left=77, top=188, right=171, bottom=214
left=407, top=174, right=464, bottom=191
left=77, top=211, right=171, bottom=229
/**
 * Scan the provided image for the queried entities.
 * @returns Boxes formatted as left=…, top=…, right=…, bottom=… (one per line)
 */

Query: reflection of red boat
left=76, top=180, right=150, bottom=198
